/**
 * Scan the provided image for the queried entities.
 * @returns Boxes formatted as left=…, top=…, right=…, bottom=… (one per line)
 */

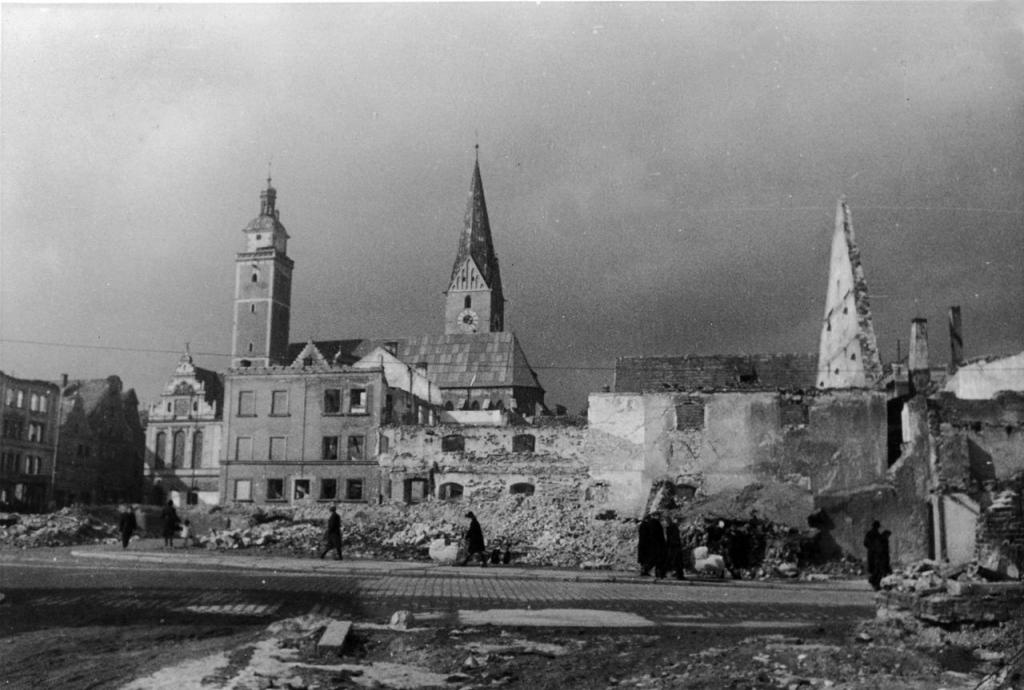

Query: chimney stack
left=909, top=318, right=930, bottom=395
left=948, top=306, right=963, bottom=372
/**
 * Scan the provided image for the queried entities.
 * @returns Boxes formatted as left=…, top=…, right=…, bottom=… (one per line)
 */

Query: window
left=441, top=434, right=465, bottom=452
left=266, top=479, right=284, bottom=501
left=172, top=430, right=185, bottom=468
left=675, top=401, right=705, bottom=430
left=29, top=393, right=40, bottom=412
left=4, top=388, right=14, bottom=406
left=293, top=479, right=310, bottom=500
left=15, top=390, right=24, bottom=408
left=346, top=479, right=364, bottom=501
left=3, top=419, right=24, bottom=440
left=510, top=482, right=535, bottom=496
left=234, top=479, right=252, bottom=501
left=347, top=435, right=365, bottom=461
left=404, top=478, right=427, bottom=504
left=320, top=478, right=338, bottom=500
left=27, top=422, right=44, bottom=443
left=349, top=388, right=367, bottom=413
left=464, top=295, right=471, bottom=308
left=154, top=432, right=166, bottom=467
left=236, top=436, right=253, bottom=461
left=251, top=270, right=259, bottom=283
left=271, top=390, right=289, bottom=415
left=512, top=434, right=536, bottom=453
left=438, top=482, right=463, bottom=500
left=379, top=435, right=390, bottom=454
left=237, top=390, right=256, bottom=416
left=323, top=389, right=341, bottom=414
left=191, top=431, right=203, bottom=468
left=322, top=436, right=339, bottom=460
left=25, top=456, right=42, bottom=475
left=269, top=436, right=287, bottom=461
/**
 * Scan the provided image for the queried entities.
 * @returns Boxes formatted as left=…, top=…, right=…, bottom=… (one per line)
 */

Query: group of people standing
left=637, top=512, right=688, bottom=580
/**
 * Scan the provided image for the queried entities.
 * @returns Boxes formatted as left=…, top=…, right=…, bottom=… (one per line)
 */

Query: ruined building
left=0, top=372, right=60, bottom=511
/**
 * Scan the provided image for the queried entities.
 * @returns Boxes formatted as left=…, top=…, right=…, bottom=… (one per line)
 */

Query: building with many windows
left=144, top=348, right=224, bottom=506
left=0, top=371, right=60, bottom=511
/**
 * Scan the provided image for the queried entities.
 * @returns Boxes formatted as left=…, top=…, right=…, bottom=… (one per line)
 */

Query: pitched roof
left=449, top=159, right=502, bottom=295
left=614, top=353, right=819, bottom=393
left=286, top=333, right=544, bottom=392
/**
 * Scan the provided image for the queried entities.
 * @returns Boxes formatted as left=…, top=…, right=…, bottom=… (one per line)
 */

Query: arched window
left=443, top=400, right=454, bottom=411
left=441, top=434, right=465, bottom=452
left=512, top=434, right=535, bottom=453
left=154, top=431, right=166, bottom=469
left=251, top=271, right=259, bottom=283
left=509, top=482, right=535, bottom=496
left=191, top=431, right=203, bottom=469
left=470, top=400, right=480, bottom=410
left=464, top=295, right=471, bottom=308
left=172, top=430, right=186, bottom=468
left=438, top=482, right=464, bottom=500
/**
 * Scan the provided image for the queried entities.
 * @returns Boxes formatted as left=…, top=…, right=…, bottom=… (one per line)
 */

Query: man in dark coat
left=319, top=505, right=343, bottom=560
left=864, top=520, right=889, bottom=590
left=460, top=511, right=487, bottom=566
left=662, top=515, right=686, bottom=580
left=117, top=504, right=137, bottom=550
left=161, top=500, right=179, bottom=548
left=637, top=513, right=666, bottom=577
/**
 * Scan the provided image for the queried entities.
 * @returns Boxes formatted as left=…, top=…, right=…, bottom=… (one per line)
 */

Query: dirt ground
left=2, top=611, right=1022, bottom=689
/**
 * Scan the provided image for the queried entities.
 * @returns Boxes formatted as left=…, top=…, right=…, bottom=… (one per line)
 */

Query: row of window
left=4, top=389, right=50, bottom=413
left=234, top=434, right=370, bottom=462
left=1, top=420, right=46, bottom=442
left=439, top=433, right=536, bottom=453
left=233, top=477, right=364, bottom=502
left=162, top=398, right=202, bottom=416
left=153, top=429, right=204, bottom=469
left=1, top=452, right=44, bottom=475
left=236, top=388, right=369, bottom=418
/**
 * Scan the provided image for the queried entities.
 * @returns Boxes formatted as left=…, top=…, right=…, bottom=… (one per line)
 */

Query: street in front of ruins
left=0, top=544, right=879, bottom=689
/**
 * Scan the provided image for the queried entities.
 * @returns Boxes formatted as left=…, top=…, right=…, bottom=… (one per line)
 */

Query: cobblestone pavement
left=0, top=543, right=875, bottom=634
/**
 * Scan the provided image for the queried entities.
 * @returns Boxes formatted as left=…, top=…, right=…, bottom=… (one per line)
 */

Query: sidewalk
left=68, top=539, right=871, bottom=591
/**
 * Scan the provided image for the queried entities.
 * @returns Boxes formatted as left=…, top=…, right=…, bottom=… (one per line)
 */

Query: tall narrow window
left=172, top=430, right=186, bottom=468
left=269, top=437, right=286, bottom=461
left=322, top=436, right=339, bottom=460
left=191, top=431, right=204, bottom=468
left=271, top=390, right=289, bottom=416
left=347, top=435, right=365, bottom=461
left=154, top=431, right=166, bottom=468
left=236, top=436, right=253, bottom=461
left=464, top=295, right=471, bottom=308
left=323, top=389, right=341, bottom=414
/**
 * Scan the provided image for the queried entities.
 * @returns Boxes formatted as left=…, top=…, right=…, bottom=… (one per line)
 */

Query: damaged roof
left=285, top=333, right=544, bottom=392
left=614, top=353, right=819, bottom=393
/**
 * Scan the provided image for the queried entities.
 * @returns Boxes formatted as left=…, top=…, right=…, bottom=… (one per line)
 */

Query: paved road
left=0, top=544, right=875, bottom=635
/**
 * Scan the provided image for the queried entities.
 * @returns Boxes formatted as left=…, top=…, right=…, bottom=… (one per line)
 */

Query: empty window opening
left=464, top=295, right=472, bottom=308
left=441, top=434, right=465, bottom=452
left=293, top=479, right=310, bottom=500
left=346, top=479, right=364, bottom=501
left=323, top=389, right=341, bottom=414
left=347, top=435, right=365, bottom=461
left=512, top=434, right=536, bottom=453
left=322, top=436, right=339, bottom=460
left=320, top=479, right=338, bottom=500
left=266, top=479, right=284, bottom=501
left=438, top=482, right=464, bottom=500
left=510, top=482, right=535, bottom=497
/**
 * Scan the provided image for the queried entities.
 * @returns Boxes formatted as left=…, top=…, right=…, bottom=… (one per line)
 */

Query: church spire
left=444, top=151, right=505, bottom=334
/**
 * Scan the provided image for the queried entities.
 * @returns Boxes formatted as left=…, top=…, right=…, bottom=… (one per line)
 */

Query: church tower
left=444, top=151, right=505, bottom=334
left=231, top=178, right=293, bottom=367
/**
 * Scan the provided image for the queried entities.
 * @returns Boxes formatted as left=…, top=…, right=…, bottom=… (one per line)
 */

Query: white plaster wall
left=945, top=352, right=1024, bottom=399
left=588, top=393, right=646, bottom=445
left=942, top=493, right=979, bottom=566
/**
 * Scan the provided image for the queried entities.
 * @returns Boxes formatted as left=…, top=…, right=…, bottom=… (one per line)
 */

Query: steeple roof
left=243, top=176, right=289, bottom=237
left=449, top=158, right=502, bottom=292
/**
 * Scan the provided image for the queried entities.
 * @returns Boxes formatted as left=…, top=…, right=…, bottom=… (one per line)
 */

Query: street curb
left=66, top=546, right=872, bottom=592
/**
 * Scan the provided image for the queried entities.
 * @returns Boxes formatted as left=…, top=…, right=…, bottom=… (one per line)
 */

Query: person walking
left=863, top=520, right=890, bottom=590
left=161, top=500, right=179, bottom=549
left=637, top=513, right=666, bottom=577
left=117, top=504, right=137, bottom=550
left=662, top=515, right=686, bottom=580
left=459, top=511, right=487, bottom=566
left=319, top=505, right=343, bottom=560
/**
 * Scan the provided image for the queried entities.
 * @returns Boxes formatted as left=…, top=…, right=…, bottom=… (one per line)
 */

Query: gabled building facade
left=144, top=348, right=224, bottom=506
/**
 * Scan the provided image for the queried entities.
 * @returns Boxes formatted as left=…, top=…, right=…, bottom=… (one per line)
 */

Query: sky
left=2, top=2, right=1022, bottom=413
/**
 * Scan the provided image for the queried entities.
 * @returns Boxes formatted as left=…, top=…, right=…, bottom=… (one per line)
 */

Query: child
left=180, top=519, right=192, bottom=548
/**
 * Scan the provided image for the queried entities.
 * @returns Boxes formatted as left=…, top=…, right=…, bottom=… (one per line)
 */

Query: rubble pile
left=877, top=559, right=1024, bottom=627
left=0, top=507, right=120, bottom=548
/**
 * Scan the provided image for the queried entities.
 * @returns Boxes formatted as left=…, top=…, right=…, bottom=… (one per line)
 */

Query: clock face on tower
left=457, top=308, right=479, bottom=333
